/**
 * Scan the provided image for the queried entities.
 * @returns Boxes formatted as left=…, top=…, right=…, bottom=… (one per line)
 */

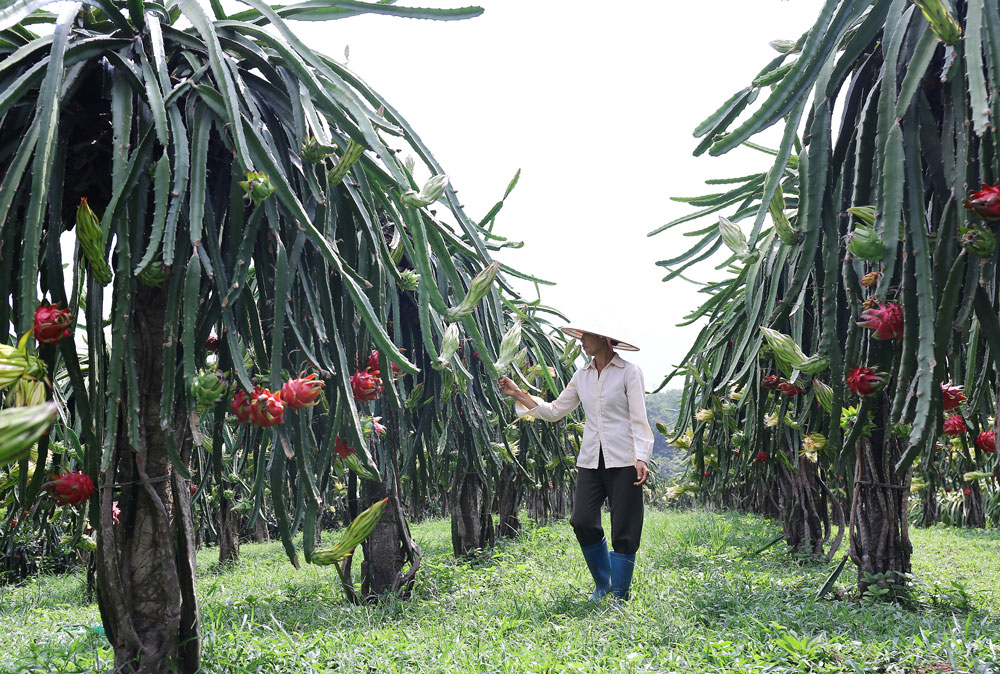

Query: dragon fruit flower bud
left=965, top=183, right=1000, bottom=220
left=940, top=382, right=966, bottom=411
left=437, top=324, right=462, bottom=368
left=695, top=408, right=714, bottom=422
left=857, top=302, right=903, bottom=340
left=446, top=261, right=500, bottom=322
left=812, top=378, right=833, bottom=413
left=943, top=414, right=967, bottom=437
left=859, top=271, right=882, bottom=287
left=33, top=304, right=73, bottom=344
left=281, top=374, right=324, bottom=410
left=401, top=174, right=450, bottom=208
left=912, top=0, right=961, bottom=45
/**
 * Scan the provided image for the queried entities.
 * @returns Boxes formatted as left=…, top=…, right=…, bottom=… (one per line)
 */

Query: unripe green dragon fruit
left=191, top=369, right=230, bottom=410
left=137, top=261, right=169, bottom=287
left=239, top=171, right=276, bottom=205
left=398, top=269, right=421, bottom=291
left=75, top=198, right=112, bottom=286
left=847, top=205, right=876, bottom=227
left=847, top=224, right=886, bottom=262
left=960, top=225, right=997, bottom=257
left=301, top=136, right=337, bottom=163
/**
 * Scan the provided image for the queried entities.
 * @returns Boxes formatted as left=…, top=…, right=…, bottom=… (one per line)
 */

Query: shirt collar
left=584, top=354, right=625, bottom=370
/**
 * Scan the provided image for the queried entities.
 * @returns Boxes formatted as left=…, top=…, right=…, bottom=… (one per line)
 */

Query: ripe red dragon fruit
left=964, top=183, right=1000, bottom=220
left=44, top=471, right=94, bottom=506
left=761, top=375, right=781, bottom=389
left=755, top=451, right=769, bottom=463
left=112, top=502, right=120, bottom=525
left=963, top=488, right=973, bottom=497
left=368, top=350, right=403, bottom=379
left=249, top=388, right=284, bottom=427
left=33, top=304, right=73, bottom=344
left=943, top=414, right=967, bottom=437
left=231, top=390, right=252, bottom=424
left=976, top=430, right=996, bottom=453
left=846, top=367, right=885, bottom=396
left=334, top=436, right=356, bottom=459
left=351, top=368, right=383, bottom=402
left=777, top=381, right=803, bottom=396
left=940, top=382, right=966, bottom=411
left=281, top=374, right=324, bottom=410
left=857, top=302, right=903, bottom=340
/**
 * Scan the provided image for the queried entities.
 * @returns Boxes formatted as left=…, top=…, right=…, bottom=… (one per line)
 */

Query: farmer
left=499, top=325, right=653, bottom=601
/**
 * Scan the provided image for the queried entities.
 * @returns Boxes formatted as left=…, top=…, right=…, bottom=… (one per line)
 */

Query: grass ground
left=1, top=510, right=998, bottom=673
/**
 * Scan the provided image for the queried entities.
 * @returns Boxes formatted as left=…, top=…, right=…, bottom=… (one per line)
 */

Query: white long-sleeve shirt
left=519, top=354, right=654, bottom=469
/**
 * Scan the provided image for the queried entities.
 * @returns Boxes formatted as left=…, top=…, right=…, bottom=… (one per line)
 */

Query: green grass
left=1, top=511, right=999, bottom=673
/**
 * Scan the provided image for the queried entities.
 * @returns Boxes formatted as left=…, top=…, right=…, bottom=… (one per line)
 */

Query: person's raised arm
left=498, top=372, right=580, bottom=422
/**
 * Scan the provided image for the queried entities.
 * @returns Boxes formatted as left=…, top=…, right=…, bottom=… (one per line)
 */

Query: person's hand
left=498, top=377, right=520, bottom=397
left=634, top=460, right=649, bottom=486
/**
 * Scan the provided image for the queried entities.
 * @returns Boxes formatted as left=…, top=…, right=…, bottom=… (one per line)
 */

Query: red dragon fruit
left=351, top=368, right=383, bottom=402
left=249, top=388, right=285, bottom=427
left=281, top=374, right=324, bottom=410
left=44, top=471, right=94, bottom=506
left=943, top=414, right=967, bottom=437
left=33, top=304, right=73, bottom=344
left=964, top=183, right=1000, bottom=220
left=940, top=382, right=966, bottom=411
left=846, top=367, right=885, bottom=396
left=857, top=302, right=903, bottom=340
left=976, top=430, right=996, bottom=453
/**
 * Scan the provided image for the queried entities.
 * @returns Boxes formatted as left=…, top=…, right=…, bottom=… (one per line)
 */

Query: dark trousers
left=570, top=451, right=643, bottom=554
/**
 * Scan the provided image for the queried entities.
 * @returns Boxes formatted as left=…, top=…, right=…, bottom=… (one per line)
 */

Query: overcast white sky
left=304, top=1, right=832, bottom=390
left=291, top=1, right=828, bottom=388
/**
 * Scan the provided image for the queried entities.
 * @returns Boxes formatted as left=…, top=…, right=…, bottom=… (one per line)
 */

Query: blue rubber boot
left=610, top=552, right=636, bottom=601
left=580, top=538, right=612, bottom=601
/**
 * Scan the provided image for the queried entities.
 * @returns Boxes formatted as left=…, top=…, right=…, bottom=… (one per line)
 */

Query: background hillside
left=645, top=390, right=685, bottom=478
